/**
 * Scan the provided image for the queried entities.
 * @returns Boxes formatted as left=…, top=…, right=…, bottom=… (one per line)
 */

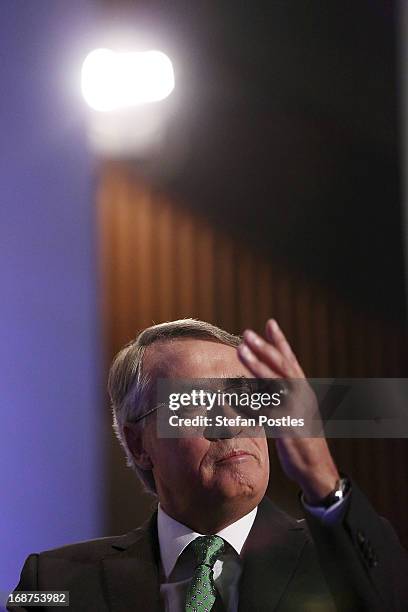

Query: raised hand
left=237, top=318, right=340, bottom=505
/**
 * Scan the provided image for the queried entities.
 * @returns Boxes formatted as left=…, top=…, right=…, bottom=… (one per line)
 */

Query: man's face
left=138, top=338, right=270, bottom=523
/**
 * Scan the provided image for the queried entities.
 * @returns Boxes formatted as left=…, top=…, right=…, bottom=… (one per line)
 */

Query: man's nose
left=203, top=404, right=243, bottom=440
left=203, top=423, right=243, bottom=440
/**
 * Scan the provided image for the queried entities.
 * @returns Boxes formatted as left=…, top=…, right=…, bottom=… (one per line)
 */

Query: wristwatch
left=318, top=476, right=351, bottom=508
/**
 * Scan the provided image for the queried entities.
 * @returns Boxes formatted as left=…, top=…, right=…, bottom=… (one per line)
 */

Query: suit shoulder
left=38, top=526, right=144, bottom=562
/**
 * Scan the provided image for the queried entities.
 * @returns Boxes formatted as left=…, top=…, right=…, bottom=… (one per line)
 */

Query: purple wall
left=0, top=1, right=103, bottom=603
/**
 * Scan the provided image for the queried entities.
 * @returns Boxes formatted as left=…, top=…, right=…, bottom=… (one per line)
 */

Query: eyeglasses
left=132, top=403, right=166, bottom=424
left=131, top=378, right=284, bottom=423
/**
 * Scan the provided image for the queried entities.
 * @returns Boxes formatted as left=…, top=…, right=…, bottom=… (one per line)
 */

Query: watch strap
left=318, top=476, right=351, bottom=508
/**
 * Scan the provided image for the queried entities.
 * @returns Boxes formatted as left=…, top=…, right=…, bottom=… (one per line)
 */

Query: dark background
left=97, top=0, right=408, bottom=547
left=102, top=0, right=405, bottom=322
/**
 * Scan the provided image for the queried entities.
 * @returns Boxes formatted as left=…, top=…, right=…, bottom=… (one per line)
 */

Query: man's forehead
left=142, top=337, right=249, bottom=379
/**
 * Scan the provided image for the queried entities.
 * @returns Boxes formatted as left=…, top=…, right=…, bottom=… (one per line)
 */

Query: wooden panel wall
left=97, top=162, right=408, bottom=546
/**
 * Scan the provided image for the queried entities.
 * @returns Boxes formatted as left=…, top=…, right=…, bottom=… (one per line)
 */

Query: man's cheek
left=172, top=444, right=201, bottom=472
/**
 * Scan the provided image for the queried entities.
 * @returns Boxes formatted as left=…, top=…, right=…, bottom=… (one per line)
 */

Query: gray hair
left=108, top=318, right=241, bottom=494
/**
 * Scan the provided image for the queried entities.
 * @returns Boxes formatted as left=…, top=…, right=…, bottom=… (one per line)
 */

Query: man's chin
left=207, top=470, right=265, bottom=502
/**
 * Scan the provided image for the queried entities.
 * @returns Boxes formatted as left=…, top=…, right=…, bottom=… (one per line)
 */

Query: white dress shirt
left=157, top=492, right=349, bottom=612
left=157, top=504, right=257, bottom=612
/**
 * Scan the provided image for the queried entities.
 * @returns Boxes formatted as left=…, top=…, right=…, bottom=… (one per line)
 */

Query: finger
left=242, top=329, right=295, bottom=377
left=237, top=343, right=279, bottom=379
left=265, top=319, right=296, bottom=363
left=265, top=319, right=304, bottom=376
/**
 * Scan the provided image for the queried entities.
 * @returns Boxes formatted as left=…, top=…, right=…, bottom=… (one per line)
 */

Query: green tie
left=185, top=535, right=225, bottom=612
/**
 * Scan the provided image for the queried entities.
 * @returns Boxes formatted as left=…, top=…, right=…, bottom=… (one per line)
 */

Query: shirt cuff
left=301, top=490, right=351, bottom=525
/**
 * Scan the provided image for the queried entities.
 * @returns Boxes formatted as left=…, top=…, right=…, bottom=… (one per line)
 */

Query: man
left=9, top=318, right=408, bottom=611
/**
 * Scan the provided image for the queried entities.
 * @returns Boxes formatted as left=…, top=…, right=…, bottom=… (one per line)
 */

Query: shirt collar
left=157, top=503, right=258, bottom=579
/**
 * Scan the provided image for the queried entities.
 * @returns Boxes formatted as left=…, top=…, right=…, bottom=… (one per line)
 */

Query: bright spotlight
left=81, top=48, right=175, bottom=112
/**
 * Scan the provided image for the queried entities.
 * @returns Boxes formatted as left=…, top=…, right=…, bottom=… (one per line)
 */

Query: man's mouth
left=216, top=450, right=254, bottom=463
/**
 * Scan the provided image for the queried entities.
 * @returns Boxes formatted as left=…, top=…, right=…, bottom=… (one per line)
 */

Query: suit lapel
left=238, top=496, right=307, bottom=612
left=102, top=510, right=162, bottom=612
left=101, top=497, right=306, bottom=612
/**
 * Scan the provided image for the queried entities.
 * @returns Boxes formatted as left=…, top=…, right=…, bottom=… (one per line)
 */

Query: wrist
left=301, top=468, right=341, bottom=505
left=303, top=475, right=351, bottom=508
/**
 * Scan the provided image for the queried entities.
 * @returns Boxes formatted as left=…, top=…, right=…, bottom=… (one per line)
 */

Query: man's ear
left=124, top=423, right=153, bottom=470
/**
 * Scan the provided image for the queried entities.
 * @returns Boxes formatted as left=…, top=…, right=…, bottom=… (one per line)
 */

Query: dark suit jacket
left=8, top=480, right=408, bottom=612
